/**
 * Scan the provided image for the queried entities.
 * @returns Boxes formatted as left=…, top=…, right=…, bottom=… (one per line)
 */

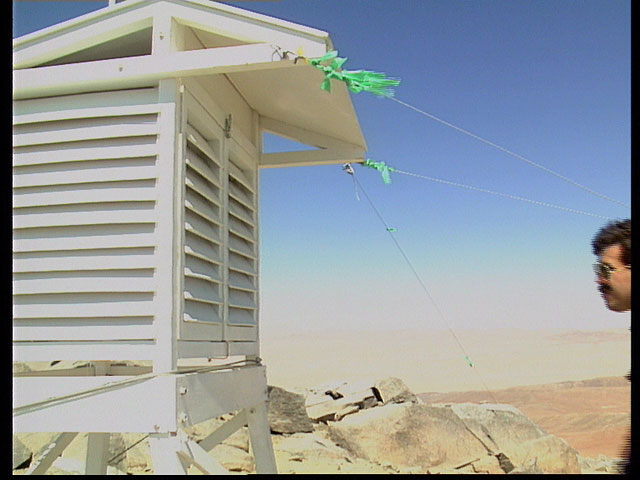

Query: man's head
left=592, top=219, right=631, bottom=312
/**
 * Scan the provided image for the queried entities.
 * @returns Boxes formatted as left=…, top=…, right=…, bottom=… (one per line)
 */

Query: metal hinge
left=224, top=114, right=232, bottom=138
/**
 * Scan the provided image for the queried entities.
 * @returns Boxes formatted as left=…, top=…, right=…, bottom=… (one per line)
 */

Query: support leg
left=86, top=432, right=110, bottom=475
left=246, top=402, right=277, bottom=474
left=26, top=432, right=78, bottom=475
left=148, top=433, right=189, bottom=475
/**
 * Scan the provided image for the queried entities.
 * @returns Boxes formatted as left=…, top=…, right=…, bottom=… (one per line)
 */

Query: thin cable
left=393, top=168, right=612, bottom=220
left=388, top=97, right=630, bottom=209
left=13, top=359, right=261, bottom=417
left=351, top=171, right=499, bottom=404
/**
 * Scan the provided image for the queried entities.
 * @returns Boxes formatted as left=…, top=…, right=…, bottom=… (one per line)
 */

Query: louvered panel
left=13, top=90, right=162, bottom=351
left=184, top=276, right=222, bottom=305
left=13, top=183, right=156, bottom=208
left=228, top=161, right=254, bottom=194
left=185, top=168, right=220, bottom=205
left=184, top=300, right=222, bottom=324
left=13, top=250, right=155, bottom=273
left=228, top=198, right=255, bottom=227
left=13, top=158, right=157, bottom=188
left=229, top=252, right=255, bottom=275
left=228, top=216, right=255, bottom=243
left=13, top=203, right=156, bottom=229
left=13, top=272, right=155, bottom=294
left=13, top=143, right=158, bottom=167
left=185, top=253, right=221, bottom=279
left=227, top=179, right=254, bottom=209
left=185, top=147, right=221, bottom=188
left=227, top=308, right=257, bottom=326
left=13, top=121, right=159, bottom=147
left=185, top=209, right=221, bottom=245
left=13, top=294, right=155, bottom=319
left=185, top=188, right=221, bottom=223
left=184, top=231, right=221, bottom=264
left=228, top=270, right=256, bottom=292
left=228, top=289, right=256, bottom=309
left=228, top=232, right=255, bottom=259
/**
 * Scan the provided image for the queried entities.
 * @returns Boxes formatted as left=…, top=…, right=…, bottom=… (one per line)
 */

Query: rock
left=184, top=416, right=250, bottom=452
left=210, top=444, right=254, bottom=472
left=373, top=377, right=417, bottom=404
left=327, top=402, right=488, bottom=472
left=305, top=380, right=379, bottom=422
left=268, top=386, right=314, bottom=434
left=517, top=435, right=581, bottom=473
left=13, top=436, right=32, bottom=470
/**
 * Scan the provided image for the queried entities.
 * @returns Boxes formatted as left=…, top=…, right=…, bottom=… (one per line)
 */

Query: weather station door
left=178, top=85, right=259, bottom=347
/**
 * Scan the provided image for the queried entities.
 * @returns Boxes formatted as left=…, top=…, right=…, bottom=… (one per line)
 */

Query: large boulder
left=267, top=386, right=314, bottom=434
left=13, top=436, right=32, bottom=470
left=373, top=377, right=417, bottom=405
left=327, top=402, right=488, bottom=472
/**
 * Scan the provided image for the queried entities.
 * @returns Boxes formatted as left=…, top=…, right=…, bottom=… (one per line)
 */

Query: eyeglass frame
left=593, top=262, right=630, bottom=280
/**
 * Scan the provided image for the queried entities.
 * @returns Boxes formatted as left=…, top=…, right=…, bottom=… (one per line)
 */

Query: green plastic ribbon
left=362, top=159, right=396, bottom=184
left=386, top=227, right=397, bottom=232
left=308, top=50, right=400, bottom=97
left=464, top=356, right=474, bottom=367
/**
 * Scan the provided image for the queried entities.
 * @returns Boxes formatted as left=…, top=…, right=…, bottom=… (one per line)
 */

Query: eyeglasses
left=593, top=262, right=630, bottom=280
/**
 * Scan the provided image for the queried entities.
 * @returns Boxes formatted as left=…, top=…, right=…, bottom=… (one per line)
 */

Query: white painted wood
left=12, top=162, right=157, bottom=188
left=25, top=432, right=78, bottom=475
left=261, top=147, right=366, bottom=168
left=13, top=323, right=155, bottom=342
left=183, top=438, right=230, bottom=474
left=149, top=434, right=188, bottom=475
left=13, top=341, right=156, bottom=362
left=13, top=123, right=159, bottom=147
left=13, top=185, right=156, bottom=208
left=13, top=375, right=177, bottom=432
left=13, top=144, right=158, bottom=167
left=13, top=275, right=155, bottom=295
left=13, top=251, right=156, bottom=273
left=176, top=340, right=258, bottom=358
left=14, top=299, right=155, bottom=319
left=13, top=230, right=156, bottom=252
left=246, top=401, right=277, bottom=474
left=85, top=432, right=110, bottom=475
left=13, top=103, right=161, bottom=125
left=198, top=409, right=248, bottom=451
left=261, top=115, right=365, bottom=151
left=14, top=44, right=296, bottom=100
left=176, top=365, right=267, bottom=425
left=13, top=207, right=155, bottom=229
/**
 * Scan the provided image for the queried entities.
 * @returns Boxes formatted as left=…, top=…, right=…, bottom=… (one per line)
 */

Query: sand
left=260, top=327, right=630, bottom=394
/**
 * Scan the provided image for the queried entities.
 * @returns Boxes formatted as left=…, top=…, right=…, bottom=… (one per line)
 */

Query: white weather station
left=13, top=0, right=367, bottom=474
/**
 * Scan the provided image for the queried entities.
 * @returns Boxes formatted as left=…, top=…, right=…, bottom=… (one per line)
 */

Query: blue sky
left=13, top=1, right=631, bottom=336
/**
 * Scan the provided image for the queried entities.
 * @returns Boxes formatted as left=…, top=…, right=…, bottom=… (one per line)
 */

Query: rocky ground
left=13, top=376, right=627, bottom=474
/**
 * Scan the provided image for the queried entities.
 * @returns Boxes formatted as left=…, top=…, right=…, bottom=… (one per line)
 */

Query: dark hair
left=592, top=219, right=631, bottom=266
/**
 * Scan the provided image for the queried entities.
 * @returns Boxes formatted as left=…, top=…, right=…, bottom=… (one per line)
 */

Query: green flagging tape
left=309, top=50, right=400, bottom=97
left=465, top=356, right=474, bottom=367
left=362, top=158, right=396, bottom=184
left=386, top=227, right=397, bottom=232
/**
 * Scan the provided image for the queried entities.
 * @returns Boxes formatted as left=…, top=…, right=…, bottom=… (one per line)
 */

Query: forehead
left=600, top=244, right=625, bottom=266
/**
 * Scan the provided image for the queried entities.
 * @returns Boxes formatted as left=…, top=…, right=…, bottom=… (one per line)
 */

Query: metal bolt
left=179, top=413, right=188, bottom=424
left=179, top=387, right=188, bottom=395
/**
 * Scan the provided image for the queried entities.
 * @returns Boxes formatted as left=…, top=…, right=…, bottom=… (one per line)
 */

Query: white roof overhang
left=13, top=0, right=367, bottom=167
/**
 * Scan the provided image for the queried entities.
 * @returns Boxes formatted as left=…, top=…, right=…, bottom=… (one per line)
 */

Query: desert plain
left=260, top=327, right=631, bottom=459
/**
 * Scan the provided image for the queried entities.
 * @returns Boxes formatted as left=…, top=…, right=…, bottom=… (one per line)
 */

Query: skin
left=596, top=244, right=631, bottom=312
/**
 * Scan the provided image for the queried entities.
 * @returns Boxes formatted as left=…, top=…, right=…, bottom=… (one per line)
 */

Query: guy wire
left=388, top=96, right=630, bottom=209
left=350, top=171, right=500, bottom=404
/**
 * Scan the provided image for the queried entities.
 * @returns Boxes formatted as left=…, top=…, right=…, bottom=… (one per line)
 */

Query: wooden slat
left=228, top=180, right=254, bottom=209
left=185, top=189, right=221, bottom=223
left=12, top=323, right=156, bottom=342
left=228, top=162, right=254, bottom=193
left=185, top=150, right=221, bottom=188
left=228, top=289, right=256, bottom=309
left=184, top=300, right=222, bottom=324
left=13, top=185, right=156, bottom=208
left=184, top=268, right=222, bottom=284
left=13, top=123, right=160, bottom=147
left=13, top=253, right=156, bottom=273
left=13, top=104, right=162, bottom=125
left=228, top=234, right=255, bottom=259
left=227, top=308, right=257, bottom=326
left=186, top=170, right=220, bottom=205
left=184, top=276, right=222, bottom=304
left=228, top=252, right=255, bottom=275
left=13, top=166, right=157, bottom=189
left=13, top=232, right=156, bottom=252
left=13, top=144, right=158, bottom=167
left=228, top=271, right=256, bottom=291
left=185, top=253, right=221, bottom=278
left=13, top=207, right=156, bottom=229
left=13, top=300, right=155, bottom=318
left=228, top=216, right=255, bottom=243
left=228, top=200, right=255, bottom=227
left=13, top=275, right=155, bottom=294
left=184, top=124, right=220, bottom=165
left=184, top=232, right=221, bottom=264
